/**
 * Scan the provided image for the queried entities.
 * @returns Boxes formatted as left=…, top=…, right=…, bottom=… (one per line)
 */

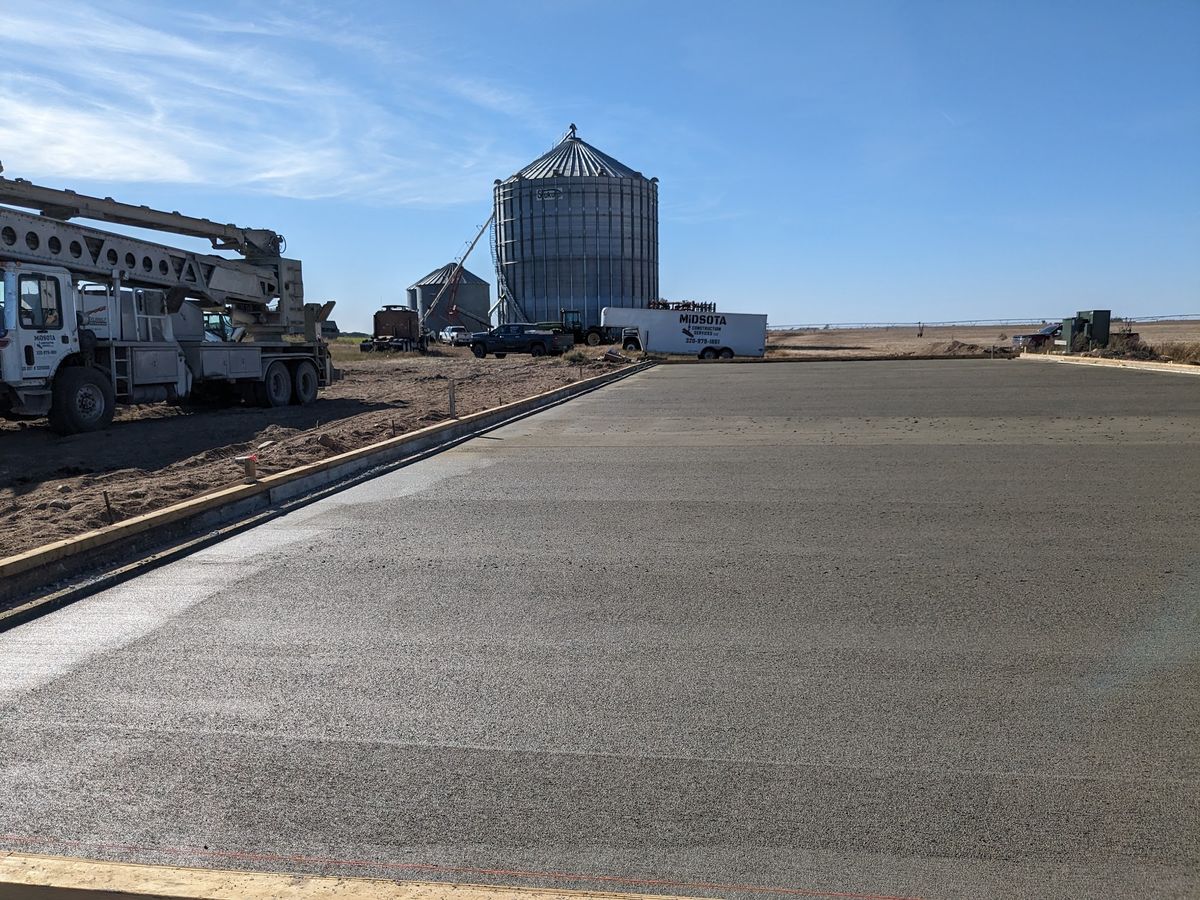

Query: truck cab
left=1, top=262, right=195, bottom=431
left=0, top=263, right=81, bottom=419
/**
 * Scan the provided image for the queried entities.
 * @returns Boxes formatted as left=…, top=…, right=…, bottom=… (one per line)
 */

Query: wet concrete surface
left=1, top=360, right=1197, bottom=899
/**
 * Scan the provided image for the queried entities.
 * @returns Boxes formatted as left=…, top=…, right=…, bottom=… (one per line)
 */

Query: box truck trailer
left=601, top=307, right=767, bottom=359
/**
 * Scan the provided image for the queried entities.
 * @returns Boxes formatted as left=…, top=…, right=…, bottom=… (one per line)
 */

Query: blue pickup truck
left=469, top=323, right=572, bottom=359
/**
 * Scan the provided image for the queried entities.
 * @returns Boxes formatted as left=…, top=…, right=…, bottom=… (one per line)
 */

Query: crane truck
left=0, top=170, right=336, bottom=434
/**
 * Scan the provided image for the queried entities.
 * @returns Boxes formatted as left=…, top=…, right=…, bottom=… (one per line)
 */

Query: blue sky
left=2, top=0, right=1197, bottom=331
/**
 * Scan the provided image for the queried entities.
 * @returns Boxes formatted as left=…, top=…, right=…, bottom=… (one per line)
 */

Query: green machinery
left=1062, top=309, right=1111, bottom=352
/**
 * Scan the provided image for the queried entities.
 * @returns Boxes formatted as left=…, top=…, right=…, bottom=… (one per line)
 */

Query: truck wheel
left=719, top=348, right=734, bottom=359
left=530, top=343, right=546, bottom=357
left=256, top=360, right=293, bottom=407
left=471, top=343, right=487, bottom=358
left=586, top=331, right=601, bottom=347
left=48, top=367, right=115, bottom=434
left=623, top=340, right=640, bottom=352
left=699, top=347, right=718, bottom=360
left=292, top=360, right=319, bottom=405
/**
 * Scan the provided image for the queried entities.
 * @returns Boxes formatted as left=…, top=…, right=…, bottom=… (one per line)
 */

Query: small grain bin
left=406, top=264, right=491, bottom=334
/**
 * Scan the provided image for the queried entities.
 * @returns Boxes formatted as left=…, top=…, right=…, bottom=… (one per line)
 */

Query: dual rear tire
left=292, top=360, right=319, bottom=404
left=255, top=360, right=319, bottom=407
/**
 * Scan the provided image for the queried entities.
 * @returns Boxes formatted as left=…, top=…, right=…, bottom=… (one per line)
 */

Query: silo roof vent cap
left=508, top=127, right=645, bottom=180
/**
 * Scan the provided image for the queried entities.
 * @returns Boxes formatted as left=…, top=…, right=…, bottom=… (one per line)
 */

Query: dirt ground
left=766, top=320, right=1200, bottom=358
left=1, top=348, right=625, bottom=558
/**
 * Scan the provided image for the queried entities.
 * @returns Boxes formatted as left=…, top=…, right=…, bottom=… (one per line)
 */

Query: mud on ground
left=1, top=350, right=623, bottom=558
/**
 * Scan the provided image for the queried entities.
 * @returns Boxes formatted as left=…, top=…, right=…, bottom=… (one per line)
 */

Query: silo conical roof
left=410, top=263, right=489, bottom=289
left=510, top=126, right=644, bottom=180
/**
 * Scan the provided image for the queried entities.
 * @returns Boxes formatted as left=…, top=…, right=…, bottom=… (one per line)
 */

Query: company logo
left=535, top=188, right=563, bottom=201
left=679, top=314, right=726, bottom=325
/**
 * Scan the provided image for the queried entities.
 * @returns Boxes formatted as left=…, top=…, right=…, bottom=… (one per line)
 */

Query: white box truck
left=601, top=307, right=767, bottom=359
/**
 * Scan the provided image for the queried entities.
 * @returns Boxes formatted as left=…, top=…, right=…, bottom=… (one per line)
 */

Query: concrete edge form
left=0, top=362, right=652, bottom=610
left=1019, top=353, right=1200, bottom=376
left=0, top=853, right=708, bottom=900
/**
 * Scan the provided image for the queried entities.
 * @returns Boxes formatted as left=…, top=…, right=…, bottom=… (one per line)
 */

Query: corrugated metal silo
left=493, top=126, right=658, bottom=329
left=407, top=263, right=491, bottom=334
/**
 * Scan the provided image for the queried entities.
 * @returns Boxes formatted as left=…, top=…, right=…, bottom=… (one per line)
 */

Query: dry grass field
left=766, top=319, right=1200, bottom=360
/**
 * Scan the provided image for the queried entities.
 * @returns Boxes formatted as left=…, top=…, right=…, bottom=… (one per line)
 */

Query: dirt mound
left=926, top=340, right=987, bottom=356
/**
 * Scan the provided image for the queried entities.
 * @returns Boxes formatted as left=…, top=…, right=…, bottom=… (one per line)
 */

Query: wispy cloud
left=661, top=191, right=746, bottom=226
left=0, top=1, right=544, bottom=206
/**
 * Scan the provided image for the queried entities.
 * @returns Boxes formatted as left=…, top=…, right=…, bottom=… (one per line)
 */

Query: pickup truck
left=439, top=325, right=470, bottom=346
left=469, top=323, right=572, bottom=358
left=1011, top=322, right=1062, bottom=350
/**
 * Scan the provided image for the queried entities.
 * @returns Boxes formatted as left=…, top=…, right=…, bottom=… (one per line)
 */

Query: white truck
left=0, top=172, right=336, bottom=433
left=601, top=305, right=767, bottom=359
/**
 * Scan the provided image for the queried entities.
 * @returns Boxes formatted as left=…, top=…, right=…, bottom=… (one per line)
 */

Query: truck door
left=15, top=272, right=73, bottom=380
left=501, top=324, right=522, bottom=351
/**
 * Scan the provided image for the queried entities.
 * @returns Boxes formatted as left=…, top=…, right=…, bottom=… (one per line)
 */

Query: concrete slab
left=0, top=361, right=1197, bottom=900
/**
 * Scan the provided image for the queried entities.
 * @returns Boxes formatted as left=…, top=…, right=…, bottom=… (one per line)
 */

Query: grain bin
left=493, top=125, right=658, bottom=336
left=406, top=263, right=491, bottom=334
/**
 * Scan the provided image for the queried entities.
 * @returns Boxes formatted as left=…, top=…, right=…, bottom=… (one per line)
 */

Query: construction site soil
left=1, top=351, right=622, bottom=558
